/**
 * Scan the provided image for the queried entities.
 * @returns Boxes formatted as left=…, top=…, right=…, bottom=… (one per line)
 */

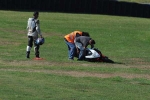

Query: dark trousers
left=27, top=36, right=40, bottom=57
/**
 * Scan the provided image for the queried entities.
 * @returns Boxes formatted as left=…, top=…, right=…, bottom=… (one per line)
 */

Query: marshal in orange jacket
left=64, top=31, right=83, bottom=43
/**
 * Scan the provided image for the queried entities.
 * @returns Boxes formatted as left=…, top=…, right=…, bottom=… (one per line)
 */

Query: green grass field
left=118, top=0, right=150, bottom=3
left=0, top=10, right=150, bottom=100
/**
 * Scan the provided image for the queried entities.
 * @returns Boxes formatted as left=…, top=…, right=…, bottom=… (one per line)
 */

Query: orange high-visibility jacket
left=64, top=31, right=83, bottom=43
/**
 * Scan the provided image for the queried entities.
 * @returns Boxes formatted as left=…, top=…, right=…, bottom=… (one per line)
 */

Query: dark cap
left=33, top=11, right=39, bottom=16
left=82, top=32, right=90, bottom=37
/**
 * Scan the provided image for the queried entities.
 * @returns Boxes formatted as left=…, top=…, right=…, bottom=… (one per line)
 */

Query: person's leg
left=34, top=38, right=40, bottom=58
left=78, top=47, right=85, bottom=60
left=33, top=35, right=40, bottom=58
left=65, top=41, right=75, bottom=60
left=34, top=45, right=40, bottom=58
left=64, top=40, right=70, bottom=58
left=74, top=42, right=84, bottom=60
left=26, top=36, right=33, bottom=58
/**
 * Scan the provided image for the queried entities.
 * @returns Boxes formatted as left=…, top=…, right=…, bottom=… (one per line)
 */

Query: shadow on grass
left=113, top=61, right=125, bottom=65
left=103, top=59, right=125, bottom=64
left=84, top=58, right=125, bottom=65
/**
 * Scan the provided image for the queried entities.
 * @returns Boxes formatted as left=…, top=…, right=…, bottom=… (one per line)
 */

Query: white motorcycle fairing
left=85, top=48, right=100, bottom=59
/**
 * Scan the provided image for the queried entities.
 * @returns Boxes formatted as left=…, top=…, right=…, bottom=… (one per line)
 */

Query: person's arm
left=36, top=20, right=42, bottom=38
left=76, top=46, right=79, bottom=54
left=91, top=44, right=94, bottom=49
left=74, top=38, right=79, bottom=54
left=84, top=43, right=88, bottom=49
left=76, top=33, right=81, bottom=37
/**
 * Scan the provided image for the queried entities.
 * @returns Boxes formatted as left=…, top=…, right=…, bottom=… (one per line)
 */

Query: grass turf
left=0, top=10, right=150, bottom=100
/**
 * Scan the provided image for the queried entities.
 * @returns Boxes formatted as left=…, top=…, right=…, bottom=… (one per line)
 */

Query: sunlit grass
left=0, top=10, right=150, bottom=100
left=118, top=0, right=150, bottom=3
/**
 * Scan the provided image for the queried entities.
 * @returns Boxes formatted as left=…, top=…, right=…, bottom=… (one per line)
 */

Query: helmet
left=35, top=38, right=45, bottom=45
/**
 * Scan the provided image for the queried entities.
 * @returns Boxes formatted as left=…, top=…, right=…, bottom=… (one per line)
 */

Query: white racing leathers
left=27, top=18, right=42, bottom=38
left=26, top=18, right=42, bottom=57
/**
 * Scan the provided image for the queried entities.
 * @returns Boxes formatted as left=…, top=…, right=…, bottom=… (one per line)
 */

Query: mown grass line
left=0, top=10, right=150, bottom=100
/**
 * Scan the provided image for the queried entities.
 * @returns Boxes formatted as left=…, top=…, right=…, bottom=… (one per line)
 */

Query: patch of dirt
left=0, top=58, right=150, bottom=80
left=0, top=28, right=26, bottom=34
left=0, top=68, right=150, bottom=80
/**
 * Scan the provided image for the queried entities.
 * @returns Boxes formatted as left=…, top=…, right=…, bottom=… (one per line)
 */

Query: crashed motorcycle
left=75, top=48, right=114, bottom=63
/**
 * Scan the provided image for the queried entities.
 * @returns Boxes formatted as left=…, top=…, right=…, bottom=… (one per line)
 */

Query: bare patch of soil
left=0, top=68, right=150, bottom=80
left=0, top=28, right=25, bottom=34
left=0, top=58, right=150, bottom=80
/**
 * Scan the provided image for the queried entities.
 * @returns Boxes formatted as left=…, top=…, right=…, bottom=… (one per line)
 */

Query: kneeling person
left=74, top=36, right=95, bottom=60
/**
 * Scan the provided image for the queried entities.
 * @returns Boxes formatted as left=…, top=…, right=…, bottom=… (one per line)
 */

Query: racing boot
left=35, top=51, right=40, bottom=58
left=26, top=51, right=30, bottom=58
left=36, top=54, right=40, bottom=58
left=35, top=52, right=43, bottom=60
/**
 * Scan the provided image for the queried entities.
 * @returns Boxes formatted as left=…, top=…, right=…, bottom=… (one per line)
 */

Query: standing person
left=74, top=36, right=95, bottom=61
left=26, top=11, right=43, bottom=59
left=64, top=31, right=89, bottom=60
